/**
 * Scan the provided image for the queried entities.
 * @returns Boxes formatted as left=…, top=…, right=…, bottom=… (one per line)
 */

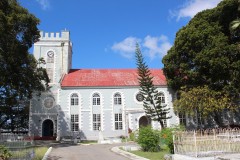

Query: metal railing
left=173, top=128, right=240, bottom=157
left=0, top=133, right=35, bottom=160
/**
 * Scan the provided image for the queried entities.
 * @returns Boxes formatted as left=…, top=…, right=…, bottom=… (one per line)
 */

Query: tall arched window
left=159, top=93, right=165, bottom=103
left=92, top=93, right=101, bottom=130
left=113, top=93, right=123, bottom=130
left=71, top=93, right=79, bottom=106
left=114, top=93, right=122, bottom=105
left=92, top=93, right=100, bottom=105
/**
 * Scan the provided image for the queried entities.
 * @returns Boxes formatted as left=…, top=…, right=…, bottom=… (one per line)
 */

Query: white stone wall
left=59, top=86, right=177, bottom=140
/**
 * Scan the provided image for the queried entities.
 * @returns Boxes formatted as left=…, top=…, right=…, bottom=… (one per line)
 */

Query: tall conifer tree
left=135, top=43, right=171, bottom=129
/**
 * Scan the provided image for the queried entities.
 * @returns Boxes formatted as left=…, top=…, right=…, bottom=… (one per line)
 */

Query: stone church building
left=29, top=30, right=179, bottom=140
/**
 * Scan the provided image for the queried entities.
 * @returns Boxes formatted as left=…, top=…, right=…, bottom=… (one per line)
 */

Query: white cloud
left=172, top=0, right=222, bottom=21
left=143, top=35, right=172, bottom=59
left=111, top=37, right=140, bottom=59
left=111, top=35, right=172, bottom=59
left=36, top=0, right=50, bottom=10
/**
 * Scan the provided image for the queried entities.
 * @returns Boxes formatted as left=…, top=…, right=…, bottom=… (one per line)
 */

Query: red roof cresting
left=61, top=69, right=166, bottom=87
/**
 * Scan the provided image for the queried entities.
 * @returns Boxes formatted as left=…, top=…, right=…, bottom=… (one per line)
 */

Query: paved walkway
left=46, top=143, right=131, bottom=160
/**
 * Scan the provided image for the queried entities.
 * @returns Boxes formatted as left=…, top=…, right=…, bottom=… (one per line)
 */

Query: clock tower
left=29, top=30, right=72, bottom=138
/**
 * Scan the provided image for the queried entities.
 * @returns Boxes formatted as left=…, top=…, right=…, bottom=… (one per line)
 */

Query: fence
left=173, top=128, right=240, bottom=157
left=0, top=133, right=35, bottom=160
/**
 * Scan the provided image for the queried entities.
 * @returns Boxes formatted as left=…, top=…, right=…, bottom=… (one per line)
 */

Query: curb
left=42, top=147, right=52, bottom=160
left=111, top=146, right=149, bottom=160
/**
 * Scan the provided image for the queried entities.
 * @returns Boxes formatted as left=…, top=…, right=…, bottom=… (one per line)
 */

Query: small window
left=179, top=113, right=186, bottom=126
left=93, top=114, right=101, bottom=130
left=71, top=114, right=79, bottom=131
left=114, top=93, right=122, bottom=105
left=115, top=114, right=123, bottom=130
left=93, top=93, right=100, bottom=105
left=159, top=93, right=165, bottom=103
left=71, top=93, right=79, bottom=106
left=136, top=93, right=144, bottom=102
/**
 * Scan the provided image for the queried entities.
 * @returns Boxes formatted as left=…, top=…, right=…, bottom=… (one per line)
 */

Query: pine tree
left=135, top=43, right=171, bottom=129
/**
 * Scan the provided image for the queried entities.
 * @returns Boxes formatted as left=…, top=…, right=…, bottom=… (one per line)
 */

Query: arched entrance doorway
left=139, top=116, right=151, bottom=128
left=42, top=119, right=54, bottom=137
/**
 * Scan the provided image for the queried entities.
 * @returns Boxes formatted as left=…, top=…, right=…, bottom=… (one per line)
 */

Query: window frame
left=114, top=93, right=122, bottom=105
left=92, top=93, right=100, bottom=106
left=93, top=114, right=101, bottom=130
left=114, top=113, right=123, bottom=130
left=70, top=93, right=79, bottom=106
left=71, top=114, right=79, bottom=132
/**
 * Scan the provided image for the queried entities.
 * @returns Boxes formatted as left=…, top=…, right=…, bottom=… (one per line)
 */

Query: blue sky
left=19, top=0, right=222, bottom=69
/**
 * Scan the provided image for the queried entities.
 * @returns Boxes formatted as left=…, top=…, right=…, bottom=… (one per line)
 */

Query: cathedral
left=29, top=30, right=179, bottom=140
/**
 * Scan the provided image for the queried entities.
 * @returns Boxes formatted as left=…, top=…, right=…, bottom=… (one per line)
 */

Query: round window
left=44, top=97, right=54, bottom=109
left=136, top=93, right=144, bottom=102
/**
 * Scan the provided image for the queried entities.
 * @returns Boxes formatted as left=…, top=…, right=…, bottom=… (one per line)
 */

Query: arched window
left=159, top=93, right=165, bottom=104
left=92, top=93, right=100, bottom=105
left=71, top=93, right=79, bottom=106
left=114, top=93, right=122, bottom=105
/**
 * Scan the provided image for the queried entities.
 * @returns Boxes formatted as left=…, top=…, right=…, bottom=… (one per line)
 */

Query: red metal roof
left=61, top=69, right=166, bottom=87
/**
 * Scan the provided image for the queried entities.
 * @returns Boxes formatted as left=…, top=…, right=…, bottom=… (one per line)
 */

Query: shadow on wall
left=186, top=108, right=240, bottom=130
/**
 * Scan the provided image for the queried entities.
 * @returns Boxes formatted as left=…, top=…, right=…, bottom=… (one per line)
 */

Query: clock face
left=47, top=51, right=54, bottom=58
left=44, top=97, right=54, bottom=109
left=136, top=93, right=144, bottom=102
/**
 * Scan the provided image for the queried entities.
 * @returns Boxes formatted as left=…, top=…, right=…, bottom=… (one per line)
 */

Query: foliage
left=162, top=0, right=240, bottom=102
left=135, top=43, right=171, bottom=129
left=174, top=86, right=234, bottom=118
left=159, top=126, right=184, bottom=154
left=129, top=132, right=136, bottom=141
left=0, top=145, right=12, bottom=160
left=137, top=126, right=160, bottom=152
left=0, top=0, right=49, bottom=129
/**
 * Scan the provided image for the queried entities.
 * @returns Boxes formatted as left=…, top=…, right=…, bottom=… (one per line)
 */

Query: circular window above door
left=43, top=97, right=54, bottom=109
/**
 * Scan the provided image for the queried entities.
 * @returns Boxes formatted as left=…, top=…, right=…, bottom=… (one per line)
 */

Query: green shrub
left=137, top=126, right=160, bottom=152
left=0, top=145, right=12, bottom=160
left=160, top=125, right=185, bottom=154
left=129, top=132, right=135, bottom=141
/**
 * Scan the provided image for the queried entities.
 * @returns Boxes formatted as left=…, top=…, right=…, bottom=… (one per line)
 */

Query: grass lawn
left=10, top=146, right=49, bottom=160
left=80, top=140, right=97, bottom=144
left=129, top=149, right=169, bottom=160
left=33, top=147, right=49, bottom=160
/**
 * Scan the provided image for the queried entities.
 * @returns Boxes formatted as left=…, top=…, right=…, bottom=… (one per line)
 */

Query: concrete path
left=46, top=143, right=130, bottom=160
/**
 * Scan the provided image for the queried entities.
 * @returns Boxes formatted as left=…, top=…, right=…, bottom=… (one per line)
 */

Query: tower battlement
left=39, top=30, right=70, bottom=40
